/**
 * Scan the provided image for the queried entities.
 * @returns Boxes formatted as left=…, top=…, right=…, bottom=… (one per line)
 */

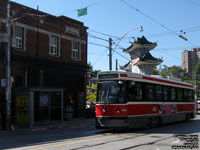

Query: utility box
left=15, top=87, right=65, bottom=127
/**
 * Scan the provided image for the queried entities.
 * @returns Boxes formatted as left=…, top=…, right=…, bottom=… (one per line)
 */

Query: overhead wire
left=88, top=33, right=109, bottom=42
left=55, top=0, right=109, bottom=16
left=88, top=42, right=108, bottom=48
left=185, top=0, right=200, bottom=7
left=92, top=49, right=108, bottom=66
left=121, top=0, right=198, bottom=47
left=88, top=29, right=119, bottom=39
left=146, top=25, right=200, bottom=38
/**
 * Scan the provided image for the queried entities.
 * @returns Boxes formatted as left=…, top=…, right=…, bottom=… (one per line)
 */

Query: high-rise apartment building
left=182, top=48, right=200, bottom=73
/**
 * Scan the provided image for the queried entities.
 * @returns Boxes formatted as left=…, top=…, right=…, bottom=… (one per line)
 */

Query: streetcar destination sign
left=98, top=74, right=119, bottom=79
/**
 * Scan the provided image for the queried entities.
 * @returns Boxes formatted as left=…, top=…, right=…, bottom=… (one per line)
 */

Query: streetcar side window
left=189, top=90, right=194, bottom=102
left=145, top=84, right=154, bottom=101
left=183, top=89, right=189, bottom=102
left=128, top=81, right=143, bottom=101
left=163, top=86, right=170, bottom=102
left=155, top=85, right=162, bottom=101
left=177, top=88, right=183, bottom=102
left=170, top=87, right=176, bottom=102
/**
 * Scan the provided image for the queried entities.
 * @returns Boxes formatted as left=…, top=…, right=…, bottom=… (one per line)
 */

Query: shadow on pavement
left=0, top=118, right=97, bottom=149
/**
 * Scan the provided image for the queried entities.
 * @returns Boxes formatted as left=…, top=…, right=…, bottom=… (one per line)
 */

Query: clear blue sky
left=12, top=0, right=200, bottom=71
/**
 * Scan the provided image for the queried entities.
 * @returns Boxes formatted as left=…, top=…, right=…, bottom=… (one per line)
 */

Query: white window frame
left=49, top=35, right=60, bottom=56
left=72, top=41, right=80, bottom=60
left=15, top=26, right=24, bottom=49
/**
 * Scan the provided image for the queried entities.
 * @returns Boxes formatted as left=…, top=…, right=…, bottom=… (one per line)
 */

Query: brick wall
left=0, top=0, right=88, bottom=65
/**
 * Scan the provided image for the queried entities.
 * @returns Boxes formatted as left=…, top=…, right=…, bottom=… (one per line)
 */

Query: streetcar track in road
left=27, top=134, right=118, bottom=150
left=24, top=133, right=147, bottom=150
left=119, top=136, right=173, bottom=150
left=13, top=117, right=200, bottom=150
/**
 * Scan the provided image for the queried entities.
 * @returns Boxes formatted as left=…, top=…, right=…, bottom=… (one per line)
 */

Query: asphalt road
left=0, top=114, right=200, bottom=150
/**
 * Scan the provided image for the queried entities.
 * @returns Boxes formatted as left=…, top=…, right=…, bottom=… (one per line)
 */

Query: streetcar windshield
left=97, top=81, right=126, bottom=104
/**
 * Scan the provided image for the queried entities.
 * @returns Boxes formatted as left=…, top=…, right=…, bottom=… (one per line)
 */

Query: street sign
left=0, top=33, right=9, bottom=43
left=1, top=79, right=6, bottom=87
left=12, top=38, right=16, bottom=48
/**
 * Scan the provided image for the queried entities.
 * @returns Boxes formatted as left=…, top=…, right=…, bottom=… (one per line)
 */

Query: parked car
left=197, top=100, right=200, bottom=110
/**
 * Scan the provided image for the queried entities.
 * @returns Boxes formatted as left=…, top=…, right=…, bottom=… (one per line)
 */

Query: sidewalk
left=1, top=118, right=95, bottom=132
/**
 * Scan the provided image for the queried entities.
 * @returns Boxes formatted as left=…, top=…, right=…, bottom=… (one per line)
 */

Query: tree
left=88, top=62, right=100, bottom=77
left=193, top=61, right=200, bottom=74
left=156, top=65, right=193, bottom=84
left=153, top=67, right=159, bottom=75
left=86, top=83, right=97, bottom=102
left=160, top=65, right=183, bottom=78
left=193, top=61, right=200, bottom=99
left=86, top=62, right=100, bottom=102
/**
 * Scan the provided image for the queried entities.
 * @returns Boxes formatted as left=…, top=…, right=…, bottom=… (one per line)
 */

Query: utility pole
left=116, top=59, right=118, bottom=71
left=109, top=38, right=112, bottom=71
left=5, top=0, right=12, bottom=129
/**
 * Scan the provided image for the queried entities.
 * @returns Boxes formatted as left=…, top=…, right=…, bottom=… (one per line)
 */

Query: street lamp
left=109, top=26, right=143, bottom=71
left=117, top=26, right=143, bottom=41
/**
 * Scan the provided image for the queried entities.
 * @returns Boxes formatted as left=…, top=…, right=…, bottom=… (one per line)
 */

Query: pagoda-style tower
left=122, top=36, right=162, bottom=75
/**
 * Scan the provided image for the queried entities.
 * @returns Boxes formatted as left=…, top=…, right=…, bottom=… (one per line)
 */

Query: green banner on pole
left=78, top=7, right=87, bottom=17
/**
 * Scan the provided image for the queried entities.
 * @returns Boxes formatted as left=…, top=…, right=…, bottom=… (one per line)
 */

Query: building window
left=15, top=27, right=24, bottom=49
left=49, top=36, right=59, bottom=56
left=72, top=41, right=81, bottom=60
left=72, top=41, right=80, bottom=59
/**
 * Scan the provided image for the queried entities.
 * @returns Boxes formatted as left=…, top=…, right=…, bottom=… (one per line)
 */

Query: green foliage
left=88, top=62, right=101, bottom=77
left=86, top=84, right=97, bottom=102
left=160, top=65, right=183, bottom=78
left=153, top=68, right=159, bottom=75
left=193, top=61, right=200, bottom=74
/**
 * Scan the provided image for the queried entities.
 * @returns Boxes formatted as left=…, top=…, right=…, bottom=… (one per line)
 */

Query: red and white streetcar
left=95, top=71, right=196, bottom=129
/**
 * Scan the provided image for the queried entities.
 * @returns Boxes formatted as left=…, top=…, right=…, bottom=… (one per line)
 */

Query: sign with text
left=0, top=33, right=8, bottom=43
left=16, top=95, right=29, bottom=123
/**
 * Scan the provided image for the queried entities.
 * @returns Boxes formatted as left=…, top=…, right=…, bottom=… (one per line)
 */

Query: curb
left=2, top=119, right=95, bottom=132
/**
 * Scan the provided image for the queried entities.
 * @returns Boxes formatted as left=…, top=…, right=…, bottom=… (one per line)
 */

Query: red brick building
left=0, top=0, right=88, bottom=124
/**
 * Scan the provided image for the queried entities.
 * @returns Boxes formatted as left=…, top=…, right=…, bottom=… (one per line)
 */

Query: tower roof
left=123, top=36, right=157, bottom=53
left=137, top=52, right=163, bottom=65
